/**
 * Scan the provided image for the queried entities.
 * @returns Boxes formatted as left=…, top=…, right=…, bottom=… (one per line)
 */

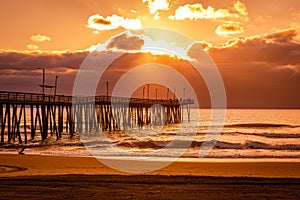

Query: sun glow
left=140, top=38, right=190, bottom=60
left=88, top=32, right=191, bottom=60
left=143, top=0, right=170, bottom=14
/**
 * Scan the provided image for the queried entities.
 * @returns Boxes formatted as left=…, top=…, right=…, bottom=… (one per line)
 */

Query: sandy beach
left=1, top=154, right=300, bottom=177
left=0, top=154, right=300, bottom=199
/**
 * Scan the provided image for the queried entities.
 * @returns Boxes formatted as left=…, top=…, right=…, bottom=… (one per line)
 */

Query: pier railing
left=0, top=91, right=71, bottom=105
left=0, top=91, right=194, bottom=106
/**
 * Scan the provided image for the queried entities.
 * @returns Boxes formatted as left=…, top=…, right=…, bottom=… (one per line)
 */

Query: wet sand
left=0, top=154, right=300, bottom=199
left=1, top=174, right=299, bottom=199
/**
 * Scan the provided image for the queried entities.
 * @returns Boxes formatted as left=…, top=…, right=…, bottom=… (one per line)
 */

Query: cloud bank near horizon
left=0, top=28, right=299, bottom=108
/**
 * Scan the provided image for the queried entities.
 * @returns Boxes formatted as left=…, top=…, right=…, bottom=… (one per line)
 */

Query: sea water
left=1, top=109, right=299, bottom=159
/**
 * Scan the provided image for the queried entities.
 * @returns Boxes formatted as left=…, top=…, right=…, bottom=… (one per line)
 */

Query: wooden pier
left=0, top=91, right=194, bottom=144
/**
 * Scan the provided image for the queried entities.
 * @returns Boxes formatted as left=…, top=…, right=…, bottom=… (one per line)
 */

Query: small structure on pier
left=0, top=91, right=194, bottom=144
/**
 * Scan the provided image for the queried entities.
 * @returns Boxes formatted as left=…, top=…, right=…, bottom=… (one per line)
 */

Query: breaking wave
left=115, top=139, right=300, bottom=151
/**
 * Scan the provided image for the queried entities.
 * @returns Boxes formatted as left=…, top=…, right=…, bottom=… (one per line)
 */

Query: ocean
left=1, top=109, right=300, bottom=159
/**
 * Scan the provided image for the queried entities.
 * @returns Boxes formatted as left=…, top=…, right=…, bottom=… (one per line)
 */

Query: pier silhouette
left=0, top=91, right=193, bottom=144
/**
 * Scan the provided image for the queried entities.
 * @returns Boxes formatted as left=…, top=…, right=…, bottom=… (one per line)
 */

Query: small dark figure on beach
left=18, top=147, right=26, bottom=155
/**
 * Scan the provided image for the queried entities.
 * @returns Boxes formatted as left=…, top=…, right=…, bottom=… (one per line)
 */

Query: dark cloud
left=215, top=24, right=244, bottom=35
left=208, top=29, right=300, bottom=66
left=0, top=51, right=87, bottom=94
left=222, top=26, right=240, bottom=31
left=107, top=33, right=144, bottom=50
left=185, top=28, right=300, bottom=108
left=205, top=28, right=300, bottom=108
left=92, top=18, right=111, bottom=25
left=0, top=51, right=88, bottom=70
left=264, top=28, right=298, bottom=43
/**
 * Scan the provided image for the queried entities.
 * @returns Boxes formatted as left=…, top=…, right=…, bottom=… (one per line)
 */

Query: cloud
left=0, top=50, right=87, bottom=71
left=169, top=0, right=248, bottom=21
left=234, top=0, right=248, bottom=16
left=1, top=27, right=299, bottom=108
left=153, top=13, right=160, bottom=20
left=191, top=41, right=212, bottom=51
left=30, top=34, right=51, bottom=42
left=206, top=28, right=300, bottom=66
left=0, top=50, right=88, bottom=94
left=143, top=0, right=170, bottom=14
left=92, top=17, right=111, bottom=25
left=26, top=44, right=39, bottom=50
left=208, top=31, right=300, bottom=100
left=107, top=33, right=144, bottom=50
left=87, top=14, right=142, bottom=31
left=264, top=28, right=299, bottom=43
left=89, top=31, right=190, bottom=59
left=276, top=64, right=300, bottom=74
left=187, top=28, right=300, bottom=108
left=215, top=24, right=244, bottom=35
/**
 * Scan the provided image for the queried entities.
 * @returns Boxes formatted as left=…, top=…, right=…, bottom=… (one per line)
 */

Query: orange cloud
left=276, top=64, right=300, bottom=73
left=195, top=41, right=212, bottom=51
left=87, top=14, right=142, bottom=31
left=26, top=44, right=39, bottom=50
left=169, top=0, right=248, bottom=21
left=234, top=0, right=248, bottom=16
left=213, top=28, right=300, bottom=50
left=215, top=24, right=244, bottom=35
left=30, top=34, right=51, bottom=42
left=92, top=17, right=111, bottom=25
left=264, top=28, right=300, bottom=43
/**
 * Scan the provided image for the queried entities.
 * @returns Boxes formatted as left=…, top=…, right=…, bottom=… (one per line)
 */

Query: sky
left=0, top=0, right=299, bottom=108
